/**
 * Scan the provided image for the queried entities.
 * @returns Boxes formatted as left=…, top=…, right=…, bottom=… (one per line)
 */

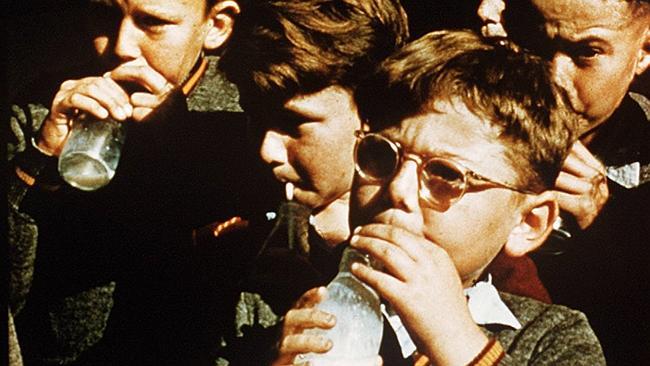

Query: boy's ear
left=203, top=1, right=240, bottom=51
left=635, top=25, right=650, bottom=76
left=504, top=191, right=558, bottom=257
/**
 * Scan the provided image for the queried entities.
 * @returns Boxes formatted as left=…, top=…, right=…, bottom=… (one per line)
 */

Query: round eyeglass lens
left=356, top=135, right=399, bottom=180
left=421, top=160, right=466, bottom=202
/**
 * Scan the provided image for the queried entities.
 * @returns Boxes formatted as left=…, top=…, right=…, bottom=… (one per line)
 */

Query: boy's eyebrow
left=557, top=35, right=612, bottom=48
left=283, top=103, right=326, bottom=123
left=257, top=107, right=323, bottom=131
left=548, top=13, right=637, bottom=41
left=131, top=4, right=184, bottom=22
left=552, top=33, right=613, bottom=52
left=552, top=26, right=612, bottom=42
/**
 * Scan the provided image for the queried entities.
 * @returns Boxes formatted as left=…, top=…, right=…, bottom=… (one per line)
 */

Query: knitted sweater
left=222, top=226, right=605, bottom=366
left=227, top=290, right=605, bottom=365
left=490, top=293, right=605, bottom=365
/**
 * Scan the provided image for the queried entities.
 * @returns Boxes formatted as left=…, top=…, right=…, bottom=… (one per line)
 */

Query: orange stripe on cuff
left=15, top=166, right=36, bottom=186
left=181, top=57, right=209, bottom=96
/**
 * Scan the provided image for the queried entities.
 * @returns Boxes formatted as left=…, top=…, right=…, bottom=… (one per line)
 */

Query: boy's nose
left=114, top=18, right=141, bottom=62
left=259, top=130, right=289, bottom=166
left=385, top=159, right=420, bottom=213
left=551, top=52, right=574, bottom=76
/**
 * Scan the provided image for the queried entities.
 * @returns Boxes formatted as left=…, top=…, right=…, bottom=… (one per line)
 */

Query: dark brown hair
left=220, top=0, right=409, bottom=108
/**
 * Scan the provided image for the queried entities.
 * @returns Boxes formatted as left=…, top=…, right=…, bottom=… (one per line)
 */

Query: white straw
left=285, top=182, right=294, bottom=201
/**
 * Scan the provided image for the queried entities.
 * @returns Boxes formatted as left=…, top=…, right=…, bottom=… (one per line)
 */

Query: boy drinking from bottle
left=274, top=29, right=606, bottom=366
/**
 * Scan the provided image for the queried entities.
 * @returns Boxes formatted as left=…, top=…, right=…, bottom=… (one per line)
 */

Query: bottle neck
left=338, top=246, right=373, bottom=274
left=333, top=245, right=381, bottom=301
left=277, top=200, right=311, bottom=255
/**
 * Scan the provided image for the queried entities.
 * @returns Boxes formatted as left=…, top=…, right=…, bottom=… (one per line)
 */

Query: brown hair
left=220, top=0, right=409, bottom=108
left=355, top=30, right=579, bottom=192
left=629, top=0, right=650, bottom=17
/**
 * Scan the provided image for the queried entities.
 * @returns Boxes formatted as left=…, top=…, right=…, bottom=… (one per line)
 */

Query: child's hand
left=554, top=141, right=609, bottom=229
left=349, top=223, right=488, bottom=366
left=271, top=287, right=335, bottom=366
left=106, top=57, right=175, bottom=122
left=36, top=57, right=173, bottom=156
left=39, top=74, right=133, bottom=156
left=477, top=0, right=507, bottom=38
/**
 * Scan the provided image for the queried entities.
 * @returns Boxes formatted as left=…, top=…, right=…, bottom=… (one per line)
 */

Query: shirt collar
left=382, top=274, right=521, bottom=359
left=181, top=56, right=209, bottom=96
left=464, top=274, right=522, bottom=329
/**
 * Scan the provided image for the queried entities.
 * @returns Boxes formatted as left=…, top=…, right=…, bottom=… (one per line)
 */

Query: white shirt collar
left=381, top=274, right=521, bottom=359
left=464, top=274, right=522, bottom=329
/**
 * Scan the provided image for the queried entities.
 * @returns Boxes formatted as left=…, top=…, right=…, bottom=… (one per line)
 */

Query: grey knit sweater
left=226, top=289, right=605, bottom=365
left=488, top=292, right=606, bottom=365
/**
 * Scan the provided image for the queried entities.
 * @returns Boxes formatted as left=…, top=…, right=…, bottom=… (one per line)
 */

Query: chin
left=291, top=189, right=319, bottom=208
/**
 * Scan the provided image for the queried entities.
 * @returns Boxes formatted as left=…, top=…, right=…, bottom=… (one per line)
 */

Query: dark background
left=5, top=0, right=96, bottom=102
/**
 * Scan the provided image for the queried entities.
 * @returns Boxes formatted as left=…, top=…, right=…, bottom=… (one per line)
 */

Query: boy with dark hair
left=216, top=0, right=408, bottom=363
left=275, top=29, right=605, bottom=366
left=477, top=1, right=650, bottom=362
left=219, top=0, right=408, bottom=277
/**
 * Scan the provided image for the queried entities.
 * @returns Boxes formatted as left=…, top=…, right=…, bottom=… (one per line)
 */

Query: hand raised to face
left=349, top=223, right=489, bottom=366
left=106, top=57, right=175, bottom=121
left=37, top=57, right=173, bottom=156
left=554, top=140, right=609, bottom=229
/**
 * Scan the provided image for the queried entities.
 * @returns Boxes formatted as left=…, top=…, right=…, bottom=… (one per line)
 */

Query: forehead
left=109, top=0, right=206, bottom=16
left=280, top=86, right=357, bottom=123
left=247, top=86, right=359, bottom=133
left=284, top=86, right=354, bottom=114
left=381, top=101, right=515, bottom=178
left=530, top=0, right=636, bottom=36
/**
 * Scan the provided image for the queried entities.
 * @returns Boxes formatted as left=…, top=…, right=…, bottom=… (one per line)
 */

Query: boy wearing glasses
left=274, top=30, right=605, bottom=365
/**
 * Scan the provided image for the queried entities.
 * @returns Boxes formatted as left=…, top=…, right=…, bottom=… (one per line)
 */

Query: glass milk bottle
left=299, top=246, right=383, bottom=365
left=58, top=113, right=127, bottom=191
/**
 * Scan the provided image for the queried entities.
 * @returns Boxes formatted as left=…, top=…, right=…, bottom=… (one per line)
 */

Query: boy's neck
left=312, top=192, right=352, bottom=248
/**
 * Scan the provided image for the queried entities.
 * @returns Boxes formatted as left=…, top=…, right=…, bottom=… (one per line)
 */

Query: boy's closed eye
left=563, top=40, right=609, bottom=66
left=262, top=109, right=318, bottom=137
left=133, top=13, right=176, bottom=33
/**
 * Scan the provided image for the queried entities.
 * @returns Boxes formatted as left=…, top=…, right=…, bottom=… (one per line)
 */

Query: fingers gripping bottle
left=298, top=246, right=383, bottom=365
